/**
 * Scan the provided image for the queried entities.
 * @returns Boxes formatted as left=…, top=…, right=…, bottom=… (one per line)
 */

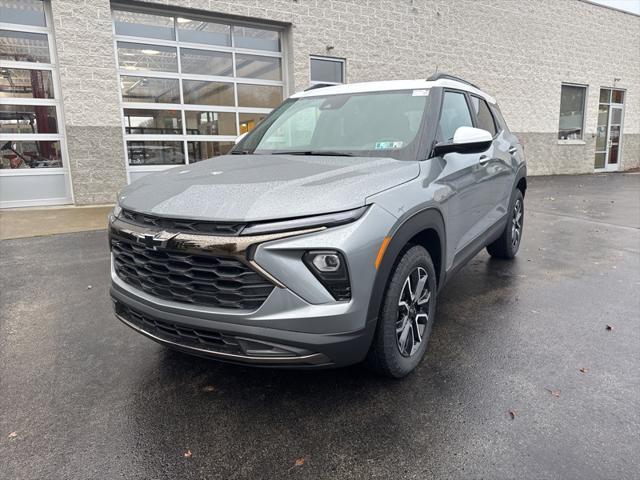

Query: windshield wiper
left=270, top=150, right=353, bottom=156
left=230, top=149, right=251, bottom=154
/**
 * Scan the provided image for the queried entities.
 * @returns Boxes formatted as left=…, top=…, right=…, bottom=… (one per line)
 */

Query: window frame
left=469, top=94, right=498, bottom=138
left=0, top=0, right=70, bottom=179
left=435, top=88, right=476, bottom=143
left=309, top=55, right=346, bottom=86
left=110, top=4, right=289, bottom=177
left=557, top=82, right=588, bottom=142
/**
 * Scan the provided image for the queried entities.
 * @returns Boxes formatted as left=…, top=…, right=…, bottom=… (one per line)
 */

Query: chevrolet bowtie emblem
left=135, top=231, right=176, bottom=250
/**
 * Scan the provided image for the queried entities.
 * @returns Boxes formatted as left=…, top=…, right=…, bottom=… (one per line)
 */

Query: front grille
left=115, top=302, right=243, bottom=354
left=121, top=209, right=245, bottom=236
left=111, top=237, right=274, bottom=310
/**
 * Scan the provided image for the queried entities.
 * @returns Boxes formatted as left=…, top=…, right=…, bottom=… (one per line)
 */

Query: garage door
left=0, top=0, right=72, bottom=208
left=111, top=7, right=287, bottom=183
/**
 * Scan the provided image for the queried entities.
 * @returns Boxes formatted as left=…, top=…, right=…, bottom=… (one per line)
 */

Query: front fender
left=365, top=207, right=446, bottom=325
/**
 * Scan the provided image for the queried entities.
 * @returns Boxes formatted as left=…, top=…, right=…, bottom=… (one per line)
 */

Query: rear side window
left=490, top=104, right=509, bottom=133
left=471, top=96, right=497, bottom=136
left=438, top=91, right=473, bottom=142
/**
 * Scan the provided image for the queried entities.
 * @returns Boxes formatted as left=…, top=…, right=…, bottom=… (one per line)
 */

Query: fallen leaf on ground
left=8, top=432, right=17, bottom=439
left=545, top=388, right=561, bottom=397
left=606, top=325, right=613, bottom=331
left=580, top=368, right=588, bottom=373
left=203, top=385, right=215, bottom=392
left=509, top=410, right=516, bottom=420
left=288, top=458, right=305, bottom=471
left=183, top=450, right=192, bottom=458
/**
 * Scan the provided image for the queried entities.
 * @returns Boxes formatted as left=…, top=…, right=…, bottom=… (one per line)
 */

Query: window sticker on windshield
left=412, top=89, right=429, bottom=96
left=375, top=141, right=404, bottom=150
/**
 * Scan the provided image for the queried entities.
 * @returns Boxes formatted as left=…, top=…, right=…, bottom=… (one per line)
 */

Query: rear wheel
left=486, top=189, right=524, bottom=259
left=366, top=245, right=437, bottom=378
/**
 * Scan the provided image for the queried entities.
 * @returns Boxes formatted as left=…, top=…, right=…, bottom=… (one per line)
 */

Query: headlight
left=303, top=250, right=351, bottom=301
left=112, top=203, right=122, bottom=218
left=241, top=206, right=368, bottom=236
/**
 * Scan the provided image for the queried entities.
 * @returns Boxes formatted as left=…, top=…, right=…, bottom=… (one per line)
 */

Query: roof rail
left=426, top=73, right=481, bottom=90
left=304, top=83, right=335, bottom=91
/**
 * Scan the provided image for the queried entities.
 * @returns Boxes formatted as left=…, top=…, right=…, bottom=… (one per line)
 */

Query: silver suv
left=109, top=74, right=526, bottom=378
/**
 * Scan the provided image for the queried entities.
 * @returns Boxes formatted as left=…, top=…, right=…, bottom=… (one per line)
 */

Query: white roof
left=291, top=78, right=496, bottom=104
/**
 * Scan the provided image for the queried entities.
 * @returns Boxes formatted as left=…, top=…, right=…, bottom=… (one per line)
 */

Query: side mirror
left=433, top=126, right=492, bottom=156
left=234, top=132, right=248, bottom=144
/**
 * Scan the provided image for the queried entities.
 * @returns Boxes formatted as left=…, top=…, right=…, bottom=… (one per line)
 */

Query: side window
left=490, top=105, right=508, bottom=133
left=438, top=91, right=473, bottom=142
left=471, top=96, right=497, bottom=136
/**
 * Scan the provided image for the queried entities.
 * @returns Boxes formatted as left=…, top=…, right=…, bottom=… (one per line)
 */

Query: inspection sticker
left=375, top=141, right=404, bottom=149
left=412, top=89, right=429, bottom=96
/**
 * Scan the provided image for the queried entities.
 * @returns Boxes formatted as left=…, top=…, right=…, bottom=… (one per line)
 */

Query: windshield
left=235, top=90, right=429, bottom=160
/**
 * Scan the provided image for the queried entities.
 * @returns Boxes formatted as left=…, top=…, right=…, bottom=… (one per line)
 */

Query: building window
left=309, top=56, right=345, bottom=85
left=0, top=0, right=66, bottom=170
left=558, top=84, right=587, bottom=140
left=112, top=8, right=286, bottom=175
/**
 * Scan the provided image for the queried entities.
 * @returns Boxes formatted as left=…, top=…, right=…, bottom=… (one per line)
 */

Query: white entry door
left=595, top=89, right=625, bottom=172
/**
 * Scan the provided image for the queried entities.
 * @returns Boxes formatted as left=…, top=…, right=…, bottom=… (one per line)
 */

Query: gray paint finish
left=118, top=154, right=420, bottom=221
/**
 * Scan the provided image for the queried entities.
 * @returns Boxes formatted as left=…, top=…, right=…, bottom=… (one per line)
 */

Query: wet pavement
left=1, top=173, right=639, bottom=479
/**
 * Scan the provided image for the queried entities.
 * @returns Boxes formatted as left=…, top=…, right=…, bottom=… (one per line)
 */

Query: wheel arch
left=366, top=207, right=446, bottom=325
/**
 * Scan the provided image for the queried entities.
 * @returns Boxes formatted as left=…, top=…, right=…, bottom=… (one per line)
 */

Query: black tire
left=486, top=189, right=524, bottom=259
left=366, top=245, right=437, bottom=378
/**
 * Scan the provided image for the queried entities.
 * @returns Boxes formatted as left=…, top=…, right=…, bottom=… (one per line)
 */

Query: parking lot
left=1, top=173, right=639, bottom=479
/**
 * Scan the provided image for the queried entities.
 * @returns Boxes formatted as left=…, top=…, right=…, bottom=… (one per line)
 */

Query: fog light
left=303, top=250, right=351, bottom=301
left=312, top=253, right=341, bottom=272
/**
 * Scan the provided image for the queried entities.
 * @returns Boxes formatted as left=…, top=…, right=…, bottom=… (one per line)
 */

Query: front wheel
left=366, top=245, right=437, bottom=378
left=486, top=189, right=524, bottom=259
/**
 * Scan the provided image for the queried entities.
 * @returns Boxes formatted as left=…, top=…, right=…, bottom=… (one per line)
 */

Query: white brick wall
left=50, top=0, right=640, bottom=203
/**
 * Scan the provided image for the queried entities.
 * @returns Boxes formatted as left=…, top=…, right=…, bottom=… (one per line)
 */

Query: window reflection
left=187, top=141, right=234, bottom=162
left=558, top=84, right=586, bottom=140
left=117, top=42, right=177, bottom=72
left=0, top=104, right=57, bottom=134
left=237, top=84, right=282, bottom=108
left=233, top=26, right=280, bottom=51
left=126, top=141, right=184, bottom=165
left=0, top=140, right=62, bottom=169
left=177, top=18, right=230, bottom=46
left=113, top=10, right=174, bottom=40
left=120, top=76, right=180, bottom=103
left=123, top=108, right=181, bottom=134
left=0, top=0, right=46, bottom=27
left=0, top=68, right=54, bottom=99
left=235, top=54, right=281, bottom=81
left=180, top=49, right=233, bottom=76
left=239, top=112, right=267, bottom=133
left=185, top=111, right=236, bottom=135
left=0, top=30, right=50, bottom=63
left=183, top=80, right=234, bottom=106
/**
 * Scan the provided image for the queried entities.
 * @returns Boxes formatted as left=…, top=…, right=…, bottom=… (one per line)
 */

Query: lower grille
left=115, top=302, right=242, bottom=354
left=111, top=236, right=274, bottom=310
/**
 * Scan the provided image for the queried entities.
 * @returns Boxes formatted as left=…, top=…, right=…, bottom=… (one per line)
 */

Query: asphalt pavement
left=1, top=172, right=639, bottom=479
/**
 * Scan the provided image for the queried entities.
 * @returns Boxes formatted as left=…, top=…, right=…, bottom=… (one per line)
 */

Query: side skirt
left=442, top=214, right=509, bottom=287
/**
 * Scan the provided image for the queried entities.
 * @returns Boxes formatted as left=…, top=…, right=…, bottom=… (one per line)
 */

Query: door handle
left=508, top=146, right=518, bottom=155
left=479, top=155, right=489, bottom=166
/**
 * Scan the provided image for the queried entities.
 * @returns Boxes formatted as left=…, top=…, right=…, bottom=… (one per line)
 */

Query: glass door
left=595, top=89, right=625, bottom=172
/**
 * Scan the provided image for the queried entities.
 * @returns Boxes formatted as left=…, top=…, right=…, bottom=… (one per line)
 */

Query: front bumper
left=110, top=204, right=398, bottom=368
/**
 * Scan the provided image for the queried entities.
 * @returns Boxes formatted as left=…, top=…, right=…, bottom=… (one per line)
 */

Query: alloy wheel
left=511, top=199, right=523, bottom=248
left=396, top=267, right=431, bottom=357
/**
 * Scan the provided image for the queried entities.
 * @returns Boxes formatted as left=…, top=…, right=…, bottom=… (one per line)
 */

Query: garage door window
left=0, top=0, right=66, bottom=171
left=112, top=8, right=286, bottom=177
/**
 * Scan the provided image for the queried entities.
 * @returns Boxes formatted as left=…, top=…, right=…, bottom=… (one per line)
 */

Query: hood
left=119, top=154, right=419, bottom=222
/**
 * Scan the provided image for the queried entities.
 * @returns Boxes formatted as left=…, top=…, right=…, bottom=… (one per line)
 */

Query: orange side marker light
left=375, top=236, right=392, bottom=270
